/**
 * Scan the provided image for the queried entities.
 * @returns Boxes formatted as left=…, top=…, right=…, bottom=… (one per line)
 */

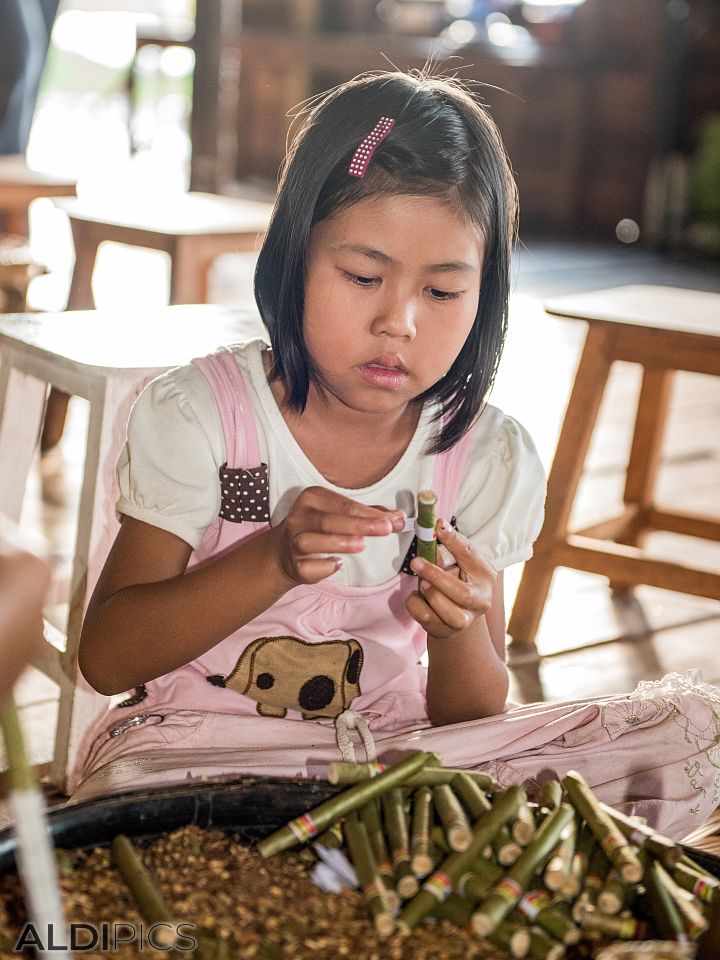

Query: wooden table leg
left=610, top=368, right=673, bottom=592
left=41, top=221, right=101, bottom=452
left=508, top=324, right=613, bottom=649
left=0, top=360, right=47, bottom=521
left=169, top=236, right=211, bottom=304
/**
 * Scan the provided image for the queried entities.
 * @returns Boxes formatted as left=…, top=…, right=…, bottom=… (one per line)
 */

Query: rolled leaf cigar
left=597, top=869, right=633, bottom=915
left=566, top=826, right=593, bottom=900
left=410, top=786, right=435, bottom=879
left=646, top=859, right=691, bottom=942
left=327, top=761, right=494, bottom=789
left=515, top=891, right=581, bottom=946
left=360, top=799, right=400, bottom=911
left=561, top=771, right=643, bottom=882
left=258, top=750, right=433, bottom=857
left=571, top=844, right=608, bottom=922
left=396, top=784, right=524, bottom=933
left=434, top=891, right=473, bottom=928
left=512, top=797, right=538, bottom=847
left=536, top=780, right=563, bottom=813
left=470, top=802, right=575, bottom=937
left=456, top=869, right=494, bottom=902
left=526, top=925, right=566, bottom=960
left=314, top=821, right=344, bottom=850
left=579, top=908, right=647, bottom=940
left=489, top=920, right=532, bottom=959
left=432, top=784, right=473, bottom=852
left=343, top=819, right=395, bottom=938
left=544, top=817, right=577, bottom=894
left=599, top=800, right=682, bottom=869
left=452, top=772, right=518, bottom=864
left=673, top=861, right=720, bottom=905
left=381, top=787, right=418, bottom=899
left=655, top=860, right=709, bottom=941
left=112, top=835, right=179, bottom=948
left=416, top=489, right=438, bottom=565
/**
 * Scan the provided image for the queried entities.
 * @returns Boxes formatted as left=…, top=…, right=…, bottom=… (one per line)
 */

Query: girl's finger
left=410, top=555, right=489, bottom=611
left=295, top=556, right=343, bottom=583
left=435, top=520, right=498, bottom=580
left=301, top=509, right=396, bottom=538
left=293, top=532, right=366, bottom=555
left=303, top=487, right=404, bottom=525
left=406, top=591, right=464, bottom=638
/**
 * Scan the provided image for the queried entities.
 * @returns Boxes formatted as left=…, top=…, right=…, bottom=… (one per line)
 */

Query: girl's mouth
left=359, top=361, right=409, bottom=390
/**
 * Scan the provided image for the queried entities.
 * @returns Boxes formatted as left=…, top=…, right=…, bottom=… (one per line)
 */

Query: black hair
left=254, top=69, right=518, bottom=453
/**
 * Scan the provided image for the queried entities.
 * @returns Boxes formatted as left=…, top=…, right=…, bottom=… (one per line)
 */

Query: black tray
left=0, top=775, right=718, bottom=881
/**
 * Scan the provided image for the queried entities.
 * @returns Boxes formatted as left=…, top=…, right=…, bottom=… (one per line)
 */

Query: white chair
left=0, top=303, right=265, bottom=791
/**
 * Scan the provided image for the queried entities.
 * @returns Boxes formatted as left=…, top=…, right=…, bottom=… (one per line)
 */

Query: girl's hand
left=407, top=519, right=497, bottom=639
left=273, top=486, right=405, bottom=586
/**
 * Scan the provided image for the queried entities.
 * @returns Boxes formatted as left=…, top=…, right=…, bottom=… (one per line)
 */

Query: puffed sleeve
left=115, top=363, right=226, bottom=548
left=454, top=407, right=546, bottom=570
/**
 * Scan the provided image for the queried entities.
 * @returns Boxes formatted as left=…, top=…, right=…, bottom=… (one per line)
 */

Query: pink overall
left=72, top=350, right=720, bottom=840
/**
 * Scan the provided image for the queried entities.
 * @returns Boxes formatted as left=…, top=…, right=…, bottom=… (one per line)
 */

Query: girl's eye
left=428, top=287, right=463, bottom=302
left=343, top=271, right=379, bottom=287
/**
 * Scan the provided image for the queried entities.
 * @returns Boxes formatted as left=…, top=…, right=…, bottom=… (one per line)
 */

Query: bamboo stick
left=0, top=696, right=69, bottom=960
left=112, top=835, right=178, bottom=947
left=258, top=751, right=434, bottom=857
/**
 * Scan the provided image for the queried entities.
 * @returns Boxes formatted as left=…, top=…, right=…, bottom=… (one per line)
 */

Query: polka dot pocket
left=218, top=462, right=271, bottom=523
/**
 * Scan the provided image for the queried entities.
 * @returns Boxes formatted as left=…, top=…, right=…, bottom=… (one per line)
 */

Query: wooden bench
left=508, top=285, right=720, bottom=650
left=0, top=304, right=265, bottom=790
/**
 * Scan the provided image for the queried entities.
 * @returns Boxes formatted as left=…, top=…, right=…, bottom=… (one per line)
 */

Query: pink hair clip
left=348, top=116, right=396, bottom=178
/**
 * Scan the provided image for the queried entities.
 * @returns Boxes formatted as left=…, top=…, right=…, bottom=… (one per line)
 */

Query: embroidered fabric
left=629, top=669, right=720, bottom=706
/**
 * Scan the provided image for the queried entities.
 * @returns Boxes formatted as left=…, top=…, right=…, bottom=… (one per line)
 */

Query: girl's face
left=303, top=194, right=484, bottom=418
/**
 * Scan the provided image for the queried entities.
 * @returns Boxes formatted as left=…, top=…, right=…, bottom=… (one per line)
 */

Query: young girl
left=75, top=70, right=720, bottom=839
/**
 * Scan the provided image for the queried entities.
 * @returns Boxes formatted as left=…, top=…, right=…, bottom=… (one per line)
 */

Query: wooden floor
left=5, top=238, right=720, bottom=778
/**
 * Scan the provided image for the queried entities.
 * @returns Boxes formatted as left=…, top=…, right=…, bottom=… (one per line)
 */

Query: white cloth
left=116, top=339, right=546, bottom=586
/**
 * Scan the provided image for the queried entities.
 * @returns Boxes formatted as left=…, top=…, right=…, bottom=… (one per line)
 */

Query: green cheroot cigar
left=536, top=779, right=563, bottom=813
left=396, top=784, right=524, bottom=934
left=416, top=489, right=438, bottom=565
left=599, top=799, right=682, bottom=869
left=410, top=785, right=434, bottom=879
left=257, top=750, right=434, bottom=858
left=597, top=869, right=633, bottom=916
left=673, top=860, right=720, bottom=905
left=645, top=859, right=690, bottom=942
left=112, top=835, right=179, bottom=948
left=543, top=817, right=578, bottom=895
left=526, top=925, right=566, bottom=960
left=561, top=770, right=643, bottom=883
left=432, top=783, right=473, bottom=852
left=343, top=819, right=395, bottom=939
left=327, top=760, right=494, bottom=789
left=514, top=889, right=581, bottom=946
left=579, top=908, right=646, bottom=940
left=452, top=772, right=520, bottom=865
left=470, top=802, right=576, bottom=938
left=359, top=799, right=400, bottom=911
left=381, top=787, right=418, bottom=899
left=653, top=860, right=709, bottom=941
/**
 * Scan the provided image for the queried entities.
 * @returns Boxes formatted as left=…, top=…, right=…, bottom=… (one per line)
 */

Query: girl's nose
left=371, top=295, right=417, bottom=339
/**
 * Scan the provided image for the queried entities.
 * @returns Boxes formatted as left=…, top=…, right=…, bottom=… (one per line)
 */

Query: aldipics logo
left=13, top=922, right=198, bottom=952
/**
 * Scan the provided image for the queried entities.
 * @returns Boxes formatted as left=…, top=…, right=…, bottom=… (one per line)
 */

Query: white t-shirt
left=116, top=339, right=546, bottom=587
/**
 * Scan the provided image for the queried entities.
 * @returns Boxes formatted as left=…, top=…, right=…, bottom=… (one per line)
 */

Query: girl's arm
left=408, top=522, right=509, bottom=724
left=80, top=489, right=404, bottom=695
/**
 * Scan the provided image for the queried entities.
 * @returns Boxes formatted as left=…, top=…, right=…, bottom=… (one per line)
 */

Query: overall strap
left=432, top=423, right=473, bottom=524
left=192, top=346, right=262, bottom=470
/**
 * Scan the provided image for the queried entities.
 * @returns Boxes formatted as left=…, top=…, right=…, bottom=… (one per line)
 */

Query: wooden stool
left=55, top=192, right=273, bottom=309
left=0, top=304, right=265, bottom=791
left=508, top=285, right=720, bottom=650
left=0, top=235, right=45, bottom=313
left=0, top=156, right=76, bottom=237
left=41, top=192, right=273, bottom=451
